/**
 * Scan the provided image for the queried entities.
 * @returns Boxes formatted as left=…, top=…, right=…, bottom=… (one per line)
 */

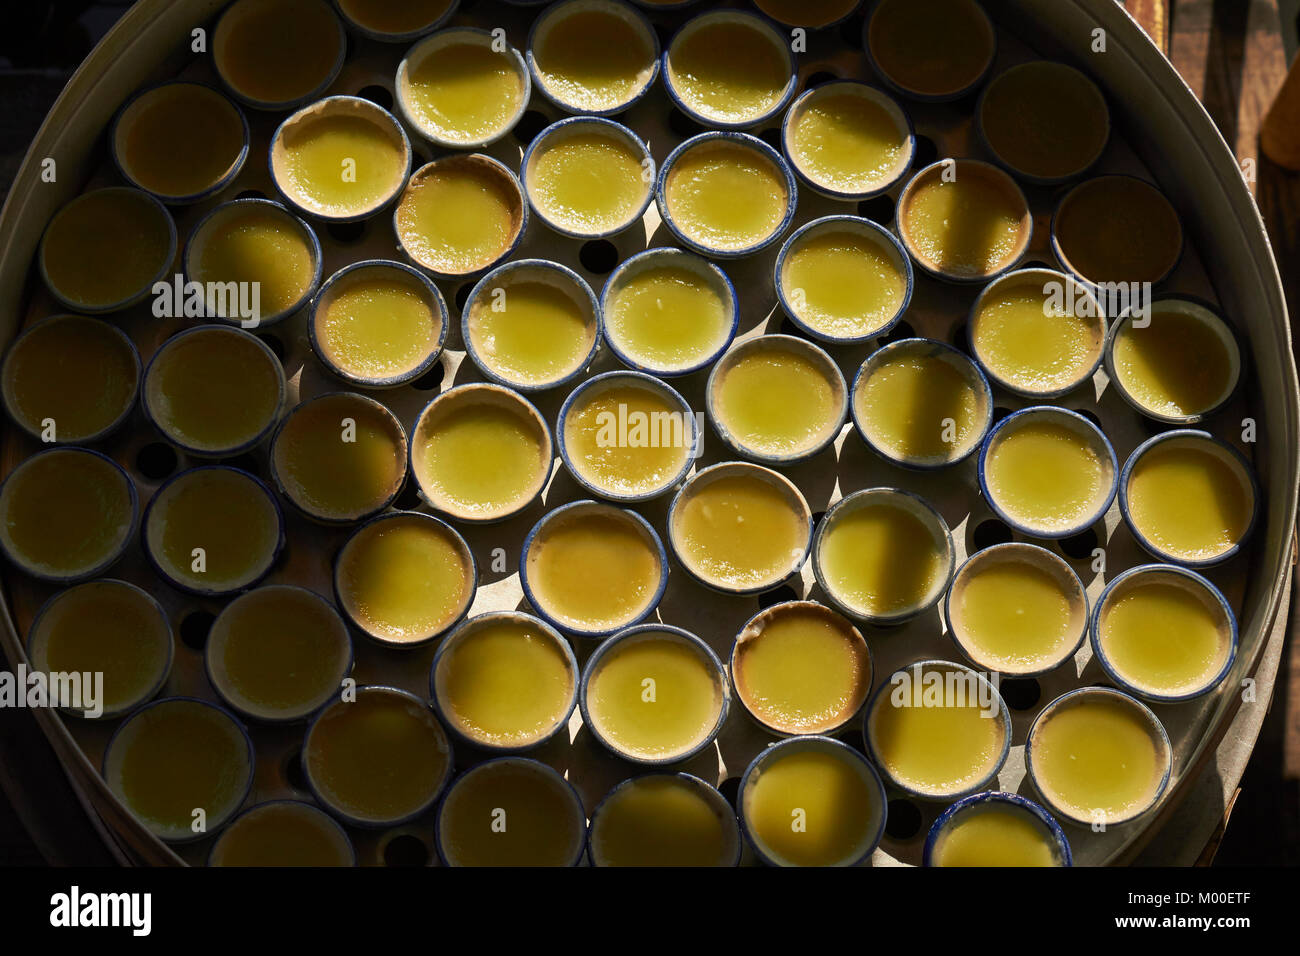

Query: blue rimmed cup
left=923, top=791, right=1072, bottom=867
left=864, top=659, right=1011, bottom=801
left=461, top=258, right=601, bottom=392
left=662, top=9, right=797, bottom=130
left=212, top=0, right=347, bottom=111
left=1104, top=295, right=1242, bottom=425
left=601, top=247, right=738, bottom=377
left=579, top=624, right=729, bottom=765
left=110, top=80, right=249, bottom=205
left=945, top=542, right=1088, bottom=677
left=25, top=579, right=173, bottom=720
left=1118, top=429, right=1260, bottom=568
left=269, top=95, right=413, bottom=224
left=521, top=116, right=655, bottom=239
left=209, top=799, right=357, bottom=867
left=303, top=684, right=455, bottom=828
left=521, top=500, right=668, bottom=639
left=102, top=696, right=256, bottom=843
left=812, top=487, right=955, bottom=625
left=396, top=26, right=531, bottom=149
left=781, top=81, right=914, bottom=200
left=309, top=259, right=448, bottom=389
left=0, top=446, right=138, bottom=585
left=656, top=131, right=799, bottom=259
left=1025, top=685, right=1173, bottom=828
left=333, top=510, right=478, bottom=648
left=435, top=757, right=588, bottom=867
left=895, top=158, right=1032, bottom=284
left=141, top=325, right=286, bottom=458
left=967, top=267, right=1106, bottom=399
left=850, top=338, right=993, bottom=469
left=1090, top=563, right=1237, bottom=703
left=739, top=734, right=888, bottom=867
left=978, top=405, right=1118, bottom=540
left=527, top=0, right=661, bottom=115
left=667, top=460, right=813, bottom=595
left=430, top=611, right=580, bottom=753
left=0, top=314, right=141, bottom=446
left=752, top=0, right=863, bottom=30
left=38, top=186, right=177, bottom=315
left=775, top=215, right=913, bottom=344
left=182, top=197, right=323, bottom=329
left=141, top=465, right=285, bottom=597
left=409, top=382, right=553, bottom=523
left=334, top=0, right=459, bottom=43
left=557, top=370, right=698, bottom=503
left=706, top=333, right=848, bottom=465
left=586, top=771, right=742, bottom=866
left=862, top=0, right=997, bottom=103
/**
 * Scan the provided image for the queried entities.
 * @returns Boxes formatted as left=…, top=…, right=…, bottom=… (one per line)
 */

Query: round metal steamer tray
left=0, top=0, right=1294, bottom=866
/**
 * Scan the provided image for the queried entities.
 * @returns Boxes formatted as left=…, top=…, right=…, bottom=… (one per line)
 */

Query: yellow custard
left=854, top=344, right=985, bottom=464
left=146, top=327, right=283, bottom=454
left=972, top=274, right=1104, bottom=394
left=274, top=106, right=407, bottom=218
left=788, top=91, right=908, bottom=196
left=666, top=17, right=789, bottom=124
left=466, top=273, right=595, bottom=387
left=207, top=586, right=351, bottom=721
left=438, top=760, right=586, bottom=867
left=868, top=0, right=994, bottom=98
left=272, top=394, right=406, bottom=521
left=901, top=164, right=1029, bottom=279
left=664, top=139, right=789, bottom=252
left=314, top=267, right=441, bottom=384
left=713, top=343, right=841, bottom=458
left=743, top=742, right=882, bottom=867
left=189, top=202, right=316, bottom=321
left=604, top=258, right=731, bottom=372
left=1098, top=574, right=1231, bottom=697
left=755, top=0, right=860, bottom=28
left=1031, top=694, right=1165, bottom=824
left=107, top=699, right=252, bottom=841
left=395, top=159, right=522, bottom=276
left=1111, top=306, right=1236, bottom=419
left=305, top=688, right=451, bottom=825
left=586, top=630, right=723, bottom=761
left=338, top=0, right=453, bottom=36
left=210, top=802, right=353, bottom=867
left=40, top=188, right=172, bottom=311
left=733, top=603, right=871, bottom=734
left=869, top=664, right=1006, bottom=796
left=145, top=468, right=280, bottom=593
left=3, top=316, right=137, bottom=442
left=413, top=387, right=550, bottom=520
left=1126, top=438, right=1253, bottom=563
left=401, top=36, right=526, bottom=145
left=673, top=469, right=807, bottom=590
left=591, top=775, right=737, bottom=867
left=28, top=580, right=170, bottom=717
left=526, top=508, right=661, bottom=633
left=985, top=417, right=1110, bottom=534
left=528, top=130, right=648, bottom=235
left=532, top=5, right=656, bottom=112
left=980, top=62, right=1109, bottom=181
left=932, top=804, right=1061, bottom=867
left=817, top=495, right=948, bottom=619
left=434, top=616, right=576, bottom=749
left=782, top=229, right=907, bottom=339
left=116, top=83, right=245, bottom=200
left=563, top=382, right=691, bottom=497
left=1054, top=177, right=1182, bottom=285
left=0, top=449, right=133, bottom=580
left=214, top=0, right=343, bottom=107
left=335, top=513, right=474, bottom=645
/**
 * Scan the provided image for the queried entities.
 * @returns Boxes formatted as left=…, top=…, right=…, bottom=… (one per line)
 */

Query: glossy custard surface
left=972, top=277, right=1103, bottom=393
left=755, top=0, right=862, bottom=28
left=1111, top=308, right=1234, bottom=418
left=980, top=62, right=1109, bottom=180
left=467, top=278, right=594, bottom=386
left=819, top=500, right=946, bottom=617
left=868, top=0, right=993, bottom=97
left=902, top=172, right=1026, bottom=278
left=788, top=93, right=908, bottom=195
left=933, top=806, right=1059, bottom=867
left=1126, top=440, right=1252, bottom=561
left=528, top=131, right=648, bottom=234
left=277, top=113, right=406, bottom=216
left=605, top=264, right=730, bottom=371
left=674, top=474, right=805, bottom=589
left=317, top=270, right=440, bottom=381
left=564, top=384, right=690, bottom=496
left=215, top=0, right=342, bottom=106
left=855, top=347, right=983, bottom=463
left=339, top=0, right=453, bottom=34
left=396, top=163, right=520, bottom=275
left=533, top=8, right=655, bottom=111
left=190, top=204, right=315, bottom=320
left=592, top=776, right=735, bottom=866
left=664, top=141, right=788, bottom=251
left=403, top=41, right=525, bottom=143
left=211, top=803, right=352, bottom=867
left=953, top=558, right=1078, bottom=672
left=985, top=421, right=1108, bottom=532
left=118, top=84, right=245, bottom=199
left=782, top=230, right=906, bottom=339
left=667, top=19, right=788, bottom=123
left=439, top=761, right=584, bottom=867
left=714, top=346, right=838, bottom=457
left=1054, top=177, right=1182, bottom=285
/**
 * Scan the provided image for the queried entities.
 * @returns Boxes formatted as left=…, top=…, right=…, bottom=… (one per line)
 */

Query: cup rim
left=207, top=798, right=358, bottom=867
left=922, top=790, right=1073, bottom=866
left=861, top=0, right=998, bottom=103
left=335, top=0, right=460, bottom=43
left=212, top=0, right=347, bottom=111
left=586, top=770, right=742, bottom=867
